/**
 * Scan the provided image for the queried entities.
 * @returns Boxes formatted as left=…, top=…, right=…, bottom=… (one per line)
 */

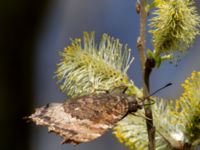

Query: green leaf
left=147, top=49, right=154, bottom=59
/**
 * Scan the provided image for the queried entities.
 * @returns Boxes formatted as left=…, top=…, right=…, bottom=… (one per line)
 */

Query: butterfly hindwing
left=28, top=93, right=129, bottom=144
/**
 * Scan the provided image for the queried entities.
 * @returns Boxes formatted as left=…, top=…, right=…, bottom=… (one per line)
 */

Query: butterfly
left=27, top=85, right=158, bottom=145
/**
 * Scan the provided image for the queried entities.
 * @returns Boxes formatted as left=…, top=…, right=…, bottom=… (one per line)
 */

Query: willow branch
left=136, top=0, right=155, bottom=149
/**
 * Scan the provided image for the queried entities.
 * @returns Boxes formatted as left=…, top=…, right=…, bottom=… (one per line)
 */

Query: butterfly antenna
left=138, top=83, right=172, bottom=104
left=145, top=83, right=172, bottom=99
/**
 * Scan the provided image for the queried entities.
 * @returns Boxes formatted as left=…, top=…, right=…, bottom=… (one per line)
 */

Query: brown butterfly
left=27, top=84, right=171, bottom=145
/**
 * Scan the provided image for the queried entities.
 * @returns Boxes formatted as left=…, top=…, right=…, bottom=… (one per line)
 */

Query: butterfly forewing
left=28, top=93, right=129, bottom=144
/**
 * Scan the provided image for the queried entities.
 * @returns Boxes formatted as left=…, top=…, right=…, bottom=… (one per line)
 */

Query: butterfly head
left=126, top=95, right=142, bottom=113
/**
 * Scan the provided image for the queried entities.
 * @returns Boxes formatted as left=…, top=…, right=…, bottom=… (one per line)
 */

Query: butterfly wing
left=28, top=93, right=129, bottom=144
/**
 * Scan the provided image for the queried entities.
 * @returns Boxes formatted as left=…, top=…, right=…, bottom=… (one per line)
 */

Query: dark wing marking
left=28, top=93, right=129, bottom=144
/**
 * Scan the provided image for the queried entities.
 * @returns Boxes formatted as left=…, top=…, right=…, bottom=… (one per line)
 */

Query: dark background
left=0, top=1, right=51, bottom=150
left=0, top=1, right=200, bottom=150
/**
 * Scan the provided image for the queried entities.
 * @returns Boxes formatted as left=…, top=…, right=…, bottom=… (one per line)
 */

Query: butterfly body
left=28, top=91, right=140, bottom=144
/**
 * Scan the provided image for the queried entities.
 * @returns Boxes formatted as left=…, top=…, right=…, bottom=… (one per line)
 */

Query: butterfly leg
left=110, top=85, right=128, bottom=94
left=130, top=112, right=152, bottom=120
left=93, top=88, right=109, bottom=93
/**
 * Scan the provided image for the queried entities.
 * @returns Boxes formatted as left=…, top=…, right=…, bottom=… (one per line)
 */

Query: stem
left=144, top=58, right=156, bottom=150
left=183, top=143, right=192, bottom=150
left=136, top=0, right=156, bottom=150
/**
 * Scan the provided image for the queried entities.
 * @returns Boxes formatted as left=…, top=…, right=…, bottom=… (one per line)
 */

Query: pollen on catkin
left=149, top=0, right=200, bottom=55
left=55, top=32, right=140, bottom=97
left=170, top=71, right=200, bottom=144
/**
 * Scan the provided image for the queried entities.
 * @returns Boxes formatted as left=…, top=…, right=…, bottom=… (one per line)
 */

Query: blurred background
left=0, top=0, right=200, bottom=150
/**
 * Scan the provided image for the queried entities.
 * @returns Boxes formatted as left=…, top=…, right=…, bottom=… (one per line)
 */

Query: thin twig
left=136, top=0, right=156, bottom=149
